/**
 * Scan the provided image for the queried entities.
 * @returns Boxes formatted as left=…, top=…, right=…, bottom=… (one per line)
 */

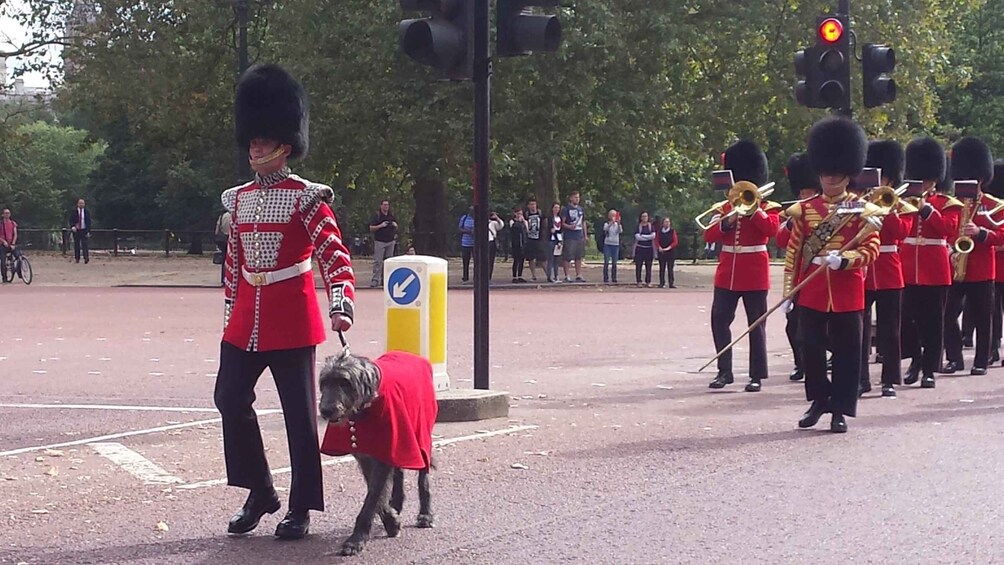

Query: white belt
left=903, top=237, right=947, bottom=246
left=242, top=258, right=312, bottom=287
left=879, top=245, right=898, bottom=253
left=721, top=244, right=768, bottom=254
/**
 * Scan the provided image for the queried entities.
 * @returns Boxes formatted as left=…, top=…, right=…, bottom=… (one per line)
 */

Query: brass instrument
left=694, top=181, right=776, bottom=230
left=866, top=184, right=918, bottom=215
left=952, top=197, right=976, bottom=281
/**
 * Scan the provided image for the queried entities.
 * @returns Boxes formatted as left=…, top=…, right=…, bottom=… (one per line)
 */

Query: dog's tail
left=427, top=452, right=438, bottom=472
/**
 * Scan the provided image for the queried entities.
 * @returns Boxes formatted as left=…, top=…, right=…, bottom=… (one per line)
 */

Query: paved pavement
left=1, top=280, right=1003, bottom=564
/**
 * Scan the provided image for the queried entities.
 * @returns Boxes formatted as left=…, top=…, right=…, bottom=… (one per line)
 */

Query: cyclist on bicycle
left=1, top=208, right=20, bottom=284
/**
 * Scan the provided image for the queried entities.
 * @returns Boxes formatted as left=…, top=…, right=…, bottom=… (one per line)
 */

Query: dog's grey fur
left=317, top=349, right=434, bottom=557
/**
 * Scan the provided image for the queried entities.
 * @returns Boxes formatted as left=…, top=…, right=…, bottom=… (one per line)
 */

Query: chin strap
left=249, top=146, right=286, bottom=166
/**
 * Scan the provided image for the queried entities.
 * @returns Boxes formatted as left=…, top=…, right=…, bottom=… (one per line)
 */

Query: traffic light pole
left=837, top=0, right=851, bottom=117
left=473, top=0, right=491, bottom=390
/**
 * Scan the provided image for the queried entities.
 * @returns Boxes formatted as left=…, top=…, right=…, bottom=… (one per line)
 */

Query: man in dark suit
left=68, top=198, right=91, bottom=264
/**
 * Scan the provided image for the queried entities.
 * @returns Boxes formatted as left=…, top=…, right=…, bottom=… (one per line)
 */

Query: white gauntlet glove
left=812, top=250, right=843, bottom=270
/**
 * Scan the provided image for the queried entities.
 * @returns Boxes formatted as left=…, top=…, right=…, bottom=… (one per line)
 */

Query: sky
left=1, top=0, right=56, bottom=88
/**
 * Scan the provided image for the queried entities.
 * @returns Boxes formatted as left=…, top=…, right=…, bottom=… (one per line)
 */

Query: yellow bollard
left=383, top=255, right=449, bottom=391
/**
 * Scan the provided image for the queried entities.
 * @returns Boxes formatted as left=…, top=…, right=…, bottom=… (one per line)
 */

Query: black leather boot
left=798, top=400, right=829, bottom=429
left=228, top=489, right=281, bottom=535
left=275, top=510, right=310, bottom=539
left=708, top=371, right=734, bottom=389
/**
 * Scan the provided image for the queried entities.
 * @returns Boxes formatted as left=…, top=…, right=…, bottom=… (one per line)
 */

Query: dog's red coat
left=320, top=351, right=438, bottom=470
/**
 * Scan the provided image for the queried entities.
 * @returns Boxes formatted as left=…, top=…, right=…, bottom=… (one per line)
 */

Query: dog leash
left=337, top=330, right=349, bottom=353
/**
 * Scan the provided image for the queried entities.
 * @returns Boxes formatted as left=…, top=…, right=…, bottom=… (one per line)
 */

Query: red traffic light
left=818, top=18, right=844, bottom=43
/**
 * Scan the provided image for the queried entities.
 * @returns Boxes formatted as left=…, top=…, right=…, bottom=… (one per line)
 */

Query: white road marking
left=90, top=442, right=184, bottom=484
left=0, top=402, right=280, bottom=415
left=178, top=424, right=539, bottom=490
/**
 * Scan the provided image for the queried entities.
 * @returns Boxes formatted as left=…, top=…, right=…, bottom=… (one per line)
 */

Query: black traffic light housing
left=794, top=46, right=819, bottom=107
left=862, top=43, right=896, bottom=108
left=399, top=0, right=473, bottom=80
left=814, top=14, right=850, bottom=110
left=497, top=0, right=562, bottom=57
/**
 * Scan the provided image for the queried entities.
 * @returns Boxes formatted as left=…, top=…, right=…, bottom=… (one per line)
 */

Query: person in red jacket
left=214, top=64, right=356, bottom=540
left=859, top=140, right=916, bottom=398
left=785, top=117, right=880, bottom=434
left=941, top=137, right=1004, bottom=376
left=777, top=152, right=822, bottom=382
left=704, top=140, right=781, bottom=392
left=987, top=162, right=1004, bottom=365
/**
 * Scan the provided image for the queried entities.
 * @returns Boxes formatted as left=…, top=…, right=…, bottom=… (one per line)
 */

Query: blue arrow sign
left=387, top=267, right=421, bottom=306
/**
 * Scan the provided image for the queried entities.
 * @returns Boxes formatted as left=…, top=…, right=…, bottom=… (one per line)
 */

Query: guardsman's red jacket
left=783, top=192, right=880, bottom=313
left=901, top=193, right=961, bottom=287
left=703, top=201, right=781, bottom=291
left=866, top=211, right=916, bottom=291
left=995, top=246, right=1004, bottom=282
left=321, top=352, right=438, bottom=470
left=221, top=168, right=355, bottom=352
left=946, top=194, right=1004, bottom=283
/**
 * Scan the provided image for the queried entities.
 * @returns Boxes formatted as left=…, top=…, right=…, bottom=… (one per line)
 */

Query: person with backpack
left=602, top=210, right=622, bottom=284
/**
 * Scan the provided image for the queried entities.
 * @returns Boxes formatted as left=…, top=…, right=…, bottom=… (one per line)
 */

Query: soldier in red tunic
left=214, top=64, right=356, bottom=539
left=704, top=140, right=781, bottom=392
left=785, top=117, right=880, bottom=433
left=777, top=152, right=821, bottom=382
left=941, top=137, right=1004, bottom=376
left=900, top=138, right=958, bottom=388
left=986, top=162, right=1004, bottom=365
left=860, top=140, right=916, bottom=398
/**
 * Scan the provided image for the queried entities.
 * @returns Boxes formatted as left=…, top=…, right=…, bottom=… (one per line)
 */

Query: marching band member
left=705, top=140, right=781, bottom=392
left=942, top=137, right=1004, bottom=377
left=987, top=161, right=1004, bottom=365
left=900, top=138, right=958, bottom=389
left=785, top=117, right=880, bottom=433
left=861, top=140, right=916, bottom=398
left=215, top=64, right=356, bottom=539
left=777, top=152, right=821, bottom=382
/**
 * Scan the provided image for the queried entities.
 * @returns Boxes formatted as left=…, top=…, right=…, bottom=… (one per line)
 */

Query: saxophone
left=952, top=197, right=976, bottom=282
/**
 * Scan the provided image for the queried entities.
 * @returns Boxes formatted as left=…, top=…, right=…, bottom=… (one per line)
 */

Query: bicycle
left=2, top=249, right=32, bottom=285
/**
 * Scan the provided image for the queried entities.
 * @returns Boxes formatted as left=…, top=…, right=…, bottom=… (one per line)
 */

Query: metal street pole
left=236, top=0, right=251, bottom=181
left=472, top=0, right=491, bottom=390
left=837, top=0, right=851, bottom=118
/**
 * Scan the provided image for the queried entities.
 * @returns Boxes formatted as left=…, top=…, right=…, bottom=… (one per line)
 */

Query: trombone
left=694, top=182, right=776, bottom=231
left=865, top=183, right=918, bottom=214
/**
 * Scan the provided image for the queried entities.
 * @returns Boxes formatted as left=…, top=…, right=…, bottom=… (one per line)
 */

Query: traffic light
left=814, top=15, right=850, bottom=110
left=399, top=0, right=473, bottom=80
left=862, top=43, right=896, bottom=108
left=497, top=0, right=562, bottom=58
left=794, top=46, right=819, bottom=107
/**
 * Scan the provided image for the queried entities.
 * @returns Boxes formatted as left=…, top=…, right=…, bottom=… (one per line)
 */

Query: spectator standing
left=547, top=202, right=562, bottom=283
left=0, top=208, right=18, bottom=284
left=497, top=216, right=510, bottom=263
left=524, top=198, right=548, bottom=281
left=488, top=211, right=505, bottom=280
left=509, top=207, right=528, bottom=283
left=369, top=199, right=398, bottom=287
left=214, top=210, right=232, bottom=285
left=602, top=209, right=622, bottom=284
left=634, top=212, right=655, bottom=287
left=560, top=191, right=587, bottom=282
left=68, top=198, right=92, bottom=264
left=657, top=217, right=679, bottom=288
left=458, top=207, right=475, bottom=283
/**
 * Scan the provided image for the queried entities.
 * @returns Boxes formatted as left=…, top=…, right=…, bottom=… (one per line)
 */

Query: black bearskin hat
left=950, top=136, right=994, bottom=184
left=235, top=63, right=309, bottom=160
left=866, top=140, right=905, bottom=186
left=985, top=160, right=1004, bottom=199
left=807, top=117, right=867, bottom=178
left=936, top=155, right=952, bottom=192
left=722, top=140, right=769, bottom=186
left=784, top=152, right=819, bottom=199
left=905, top=137, right=946, bottom=183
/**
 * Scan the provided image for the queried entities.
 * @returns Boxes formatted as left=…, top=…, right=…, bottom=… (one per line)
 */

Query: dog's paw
left=382, top=515, right=402, bottom=538
left=340, top=539, right=365, bottom=556
left=416, top=514, right=435, bottom=529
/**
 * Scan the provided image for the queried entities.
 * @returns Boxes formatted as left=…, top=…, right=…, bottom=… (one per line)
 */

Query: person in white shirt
left=602, top=209, right=623, bottom=283
left=488, top=211, right=505, bottom=280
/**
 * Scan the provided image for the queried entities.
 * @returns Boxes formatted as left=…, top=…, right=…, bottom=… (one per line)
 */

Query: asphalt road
left=1, top=284, right=1002, bottom=564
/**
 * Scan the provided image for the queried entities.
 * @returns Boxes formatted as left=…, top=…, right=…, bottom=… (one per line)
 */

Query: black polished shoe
left=228, top=489, right=281, bottom=535
left=798, top=400, right=829, bottom=429
left=858, top=380, right=872, bottom=397
left=275, top=510, right=310, bottom=539
left=830, top=413, right=848, bottom=433
left=744, top=379, right=762, bottom=392
left=881, top=385, right=896, bottom=398
left=940, top=361, right=964, bottom=374
left=904, top=360, right=921, bottom=385
left=971, top=367, right=988, bottom=376
left=789, top=368, right=804, bottom=381
left=991, top=351, right=1001, bottom=364
left=921, top=374, right=936, bottom=389
left=708, top=371, right=734, bottom=389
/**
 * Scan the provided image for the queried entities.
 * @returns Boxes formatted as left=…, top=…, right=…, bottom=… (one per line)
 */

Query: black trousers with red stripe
left=711, top=287, right=768, bottom=380
left=901, top=284, right=948, bottom=376
left=944, top=281, right=994, bottom=369
left=802, top=308, right=862, bottom=418
left=862, top=289, right=903, bottom=386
